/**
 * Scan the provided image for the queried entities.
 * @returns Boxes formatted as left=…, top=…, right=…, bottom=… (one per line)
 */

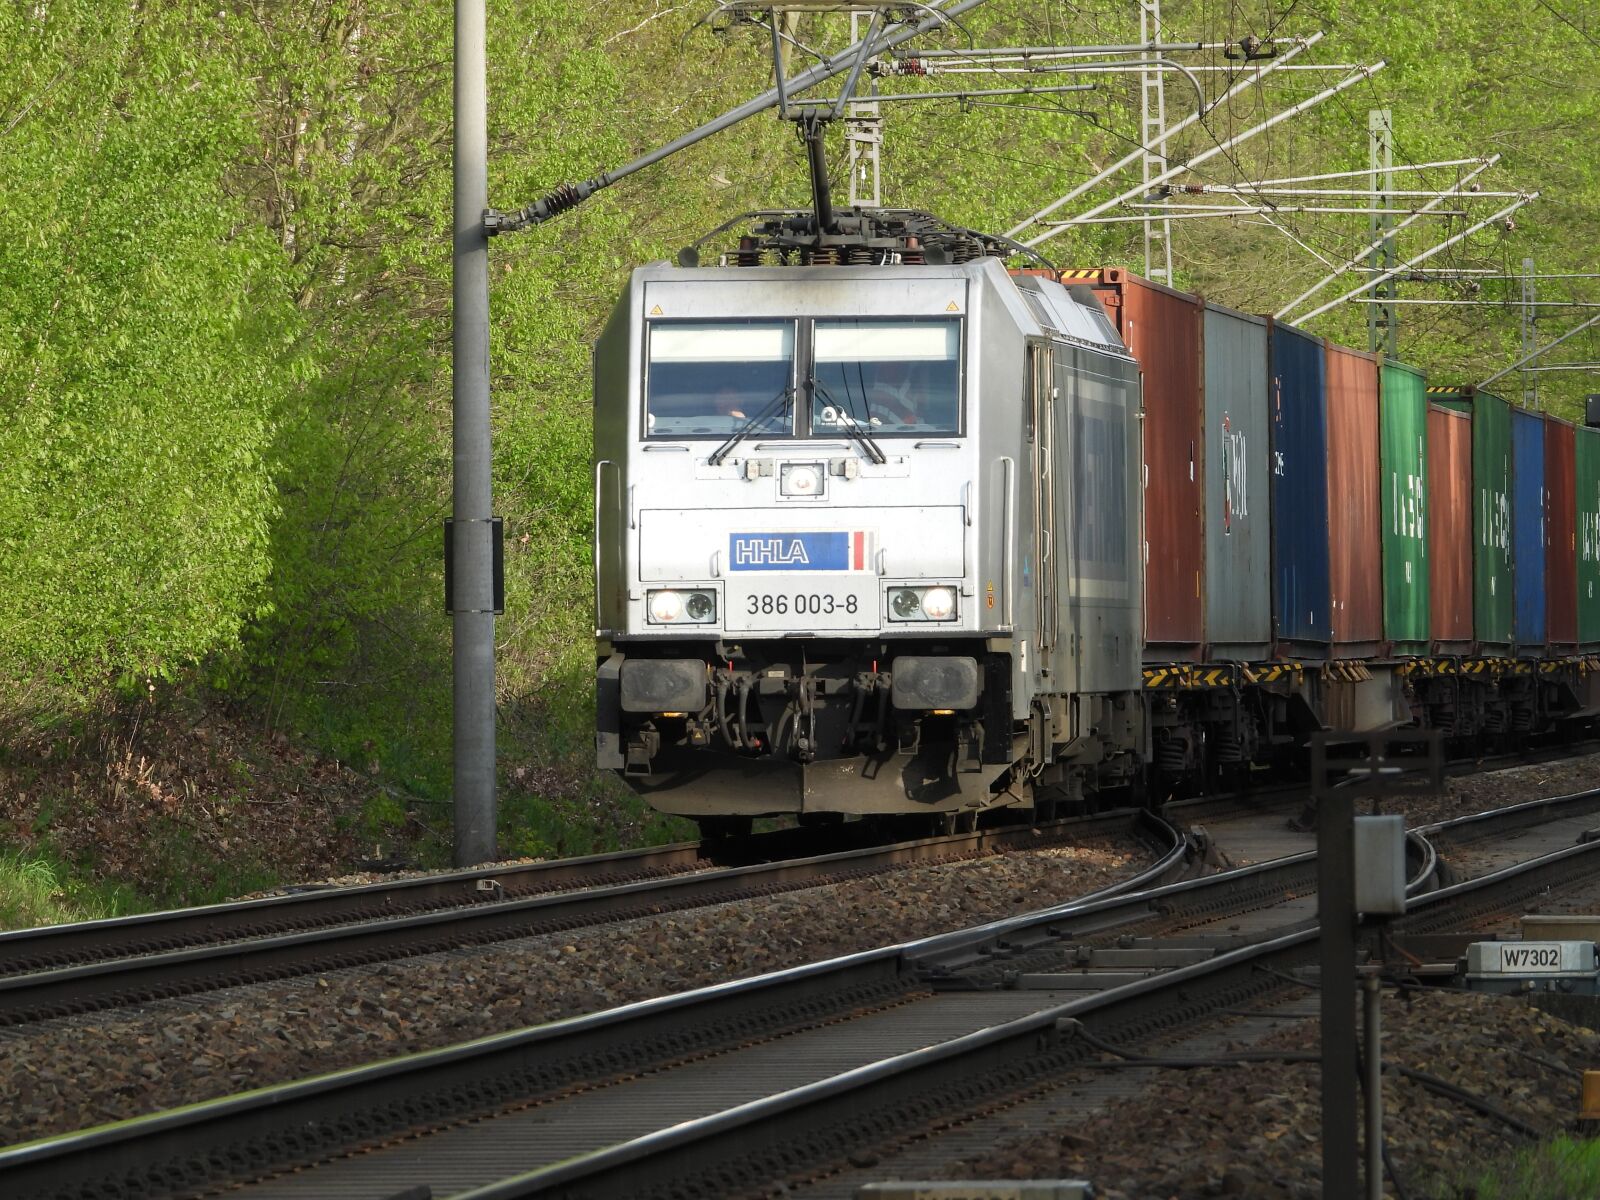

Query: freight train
left=592, top=208, right=1600, bottom=834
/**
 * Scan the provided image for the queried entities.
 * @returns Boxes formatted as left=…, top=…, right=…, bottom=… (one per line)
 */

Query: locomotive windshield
left=811, top=319, right=961, bottom=436
left=645, top=321, right=794, bottom=438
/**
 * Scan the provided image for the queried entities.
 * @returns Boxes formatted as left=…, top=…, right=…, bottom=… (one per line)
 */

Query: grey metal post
left=1363, top=973, right=1383, bottom=1199
left=453, top=0, right=497, bottom=867
left=1314, top=738, right=1359, bottom=1199
left=1367, top=109, right=1396, bottom=357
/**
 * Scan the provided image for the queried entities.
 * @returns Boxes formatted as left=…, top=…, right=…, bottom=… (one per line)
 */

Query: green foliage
left=1443, top=1134, right=1600, bottom=1199
left=3, top=0, right=1596, bottom=861
left=0, top=850, right=140, bottom=930
left=0, top=2, right=298, bottom=701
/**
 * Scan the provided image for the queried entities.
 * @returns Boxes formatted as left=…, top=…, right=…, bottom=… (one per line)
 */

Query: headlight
left=647, top=589, right=717, bottom=625
left=780, top=462, right=824, bottom=497
left=921, top=586, right=955, bottom=620
left=890, top=588, right=923, bottom=620
left=648, top=590, right=683, bottom=623
left=886, top=585, right=958, bottom=622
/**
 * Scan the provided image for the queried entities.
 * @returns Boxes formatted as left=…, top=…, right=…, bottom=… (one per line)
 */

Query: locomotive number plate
left=725, top=580, right=876, bottom=631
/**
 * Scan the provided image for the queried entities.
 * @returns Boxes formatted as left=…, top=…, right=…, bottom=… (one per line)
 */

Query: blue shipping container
left=1512, top=408, right=1547, bottom=651
left=1269, top=321, right=1332, bottom=652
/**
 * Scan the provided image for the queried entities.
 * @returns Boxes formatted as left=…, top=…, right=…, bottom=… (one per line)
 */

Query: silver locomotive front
left=594, top=255, right=1140, bottom=825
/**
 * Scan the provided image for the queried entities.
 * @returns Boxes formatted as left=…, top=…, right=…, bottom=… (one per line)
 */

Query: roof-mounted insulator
left=874, top=57, right=928, bottom=77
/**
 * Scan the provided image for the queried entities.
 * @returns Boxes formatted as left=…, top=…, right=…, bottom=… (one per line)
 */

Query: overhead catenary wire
left=1003, top=31, right=1326, bottom=240
left=1290, top=192, right=1540, bottom=324
left=1025, top=60, right=1390, bottom=249
left=490, top=0, right=994, bottom=231
left=1478, top=311, right=1600, bottom=388
left=1133, top=203, right=1469, bottom=216
left=793, top=82, right=1098, bottom=106
left=1272, top=155, right=1502, bottom=319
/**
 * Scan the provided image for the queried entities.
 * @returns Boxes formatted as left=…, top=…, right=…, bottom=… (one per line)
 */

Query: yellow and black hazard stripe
left=1058, top=268, right=1105, bottom=281
left=1251, top=663, right=1306, bottom=684
left=1458, top=657, right=1519, bottom=677
left=1402, top=657, right=1461, bottom=677
left=1425, top=385, right=1466, bottom=396
left=1141, top=664, right=1243, bottom=689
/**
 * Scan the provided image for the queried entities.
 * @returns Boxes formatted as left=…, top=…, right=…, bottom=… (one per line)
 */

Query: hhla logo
left=732, top=536, right=811, bottom=566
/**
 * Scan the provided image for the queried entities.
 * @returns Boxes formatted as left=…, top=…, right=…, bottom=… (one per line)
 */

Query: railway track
left=0, top=810, right=1179, bottom=1026
left=7, top=787, right=1599, bottom=1199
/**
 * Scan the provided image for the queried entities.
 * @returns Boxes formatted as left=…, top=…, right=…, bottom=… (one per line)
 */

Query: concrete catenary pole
left=453, top=0, right=497, bottom=867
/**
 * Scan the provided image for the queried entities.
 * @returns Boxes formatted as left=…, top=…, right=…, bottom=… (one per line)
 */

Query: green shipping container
left=1578, top=426, right=1600, bottom=646
left=1433, top=388, right=1514, bottom=650
left=1379, top=362, right=1429, bottom=652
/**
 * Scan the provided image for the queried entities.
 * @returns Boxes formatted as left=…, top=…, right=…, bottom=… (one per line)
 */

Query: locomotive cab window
left=811, top=319, right=961, bottom=436
left=645, top=321, right=795, bottom=438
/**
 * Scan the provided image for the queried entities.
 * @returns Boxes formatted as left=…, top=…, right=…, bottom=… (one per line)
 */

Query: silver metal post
left=453, top=0, right=497, bottom=867
left=1367, top=109, right=1396, bottom=356
left=1363, top=973, right=1383, bottom=1199
left=1139, top=0, right=1174, bottom=283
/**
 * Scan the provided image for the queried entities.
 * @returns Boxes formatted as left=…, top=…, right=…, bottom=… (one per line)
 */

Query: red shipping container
left=1546, top=416, right=1578, bottom=650
left=1089, top=269, right=1205, bottom=660
left=1428, top=404, right=1474, bottom=652
left=1323, top=342, right=1383, bottom=654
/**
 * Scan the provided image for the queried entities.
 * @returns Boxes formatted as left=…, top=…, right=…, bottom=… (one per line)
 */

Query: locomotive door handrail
left=1031, top=343, right=1057, bottom=655
left=594, top=459, right=616, bottom=625
left=998, top=455, right=1015, bottom=627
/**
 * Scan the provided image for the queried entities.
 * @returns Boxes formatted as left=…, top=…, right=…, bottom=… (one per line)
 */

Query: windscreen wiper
left=708, top=386, right=793, bottom=466
left=811, top=380, right=887, bottom=465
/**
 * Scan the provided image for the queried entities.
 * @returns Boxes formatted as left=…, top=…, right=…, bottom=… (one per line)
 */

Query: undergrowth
left=1441, top=1134, right=1600, bottom=1199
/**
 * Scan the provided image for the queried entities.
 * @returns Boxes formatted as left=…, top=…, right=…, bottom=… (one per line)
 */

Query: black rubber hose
left=714, top=675, right=734, bottom=747
left=735, top=678, right=753, bottom=749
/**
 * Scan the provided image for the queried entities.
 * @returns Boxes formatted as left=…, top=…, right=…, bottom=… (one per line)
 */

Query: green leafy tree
left=0, top=1, right=296, bottom=706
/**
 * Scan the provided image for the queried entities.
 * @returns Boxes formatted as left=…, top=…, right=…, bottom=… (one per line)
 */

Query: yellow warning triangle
left=946, top=301, right=960, bottom=312
left=650, top=304, right=663, bottom=316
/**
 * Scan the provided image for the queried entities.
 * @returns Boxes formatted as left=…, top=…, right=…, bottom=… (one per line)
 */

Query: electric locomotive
left=593, top=210, right=1147, bottom=832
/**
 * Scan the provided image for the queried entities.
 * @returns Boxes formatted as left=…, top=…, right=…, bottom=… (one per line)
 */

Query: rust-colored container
left=1547, top=416, right=1578, bottom=651
left=1323, top=341, right=1384, bottom=656
left=1428, top=403, right=1474, bottom=653
left=1089, top=269, right=1205, bottom=660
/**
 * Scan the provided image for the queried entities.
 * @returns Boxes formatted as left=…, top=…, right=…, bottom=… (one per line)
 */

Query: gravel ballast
left=933, top=989, right=1600, bottom=1199
left=2, top=839, right=1141, bottom=1145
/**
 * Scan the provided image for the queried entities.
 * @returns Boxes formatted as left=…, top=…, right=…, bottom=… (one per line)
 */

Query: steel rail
left=0, top=840, right=717, bottom=974
left=0, top=817, right=1192, bottom=1199
left=7, top=785, right=1599, bottom=1198
left=452, top=824, right=1600, bottom=1198
left=0, top=810, right=1172, bottom=1025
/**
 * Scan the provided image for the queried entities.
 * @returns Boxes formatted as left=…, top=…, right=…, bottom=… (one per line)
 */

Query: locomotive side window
left=645, top=321, right=795, bottom=438
left=811, top=319, right=961, bottom=436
